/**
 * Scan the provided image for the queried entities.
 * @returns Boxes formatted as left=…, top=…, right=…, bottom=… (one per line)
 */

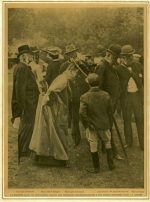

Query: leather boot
left=86, top=152, right=100, bottom=173
left=106, top=148, right=115, bottom=170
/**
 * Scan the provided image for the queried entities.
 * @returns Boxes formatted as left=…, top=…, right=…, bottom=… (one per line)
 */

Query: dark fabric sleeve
left=78, top=60, right=90, bottom=75
left=107, top=94, right=114, bottom=128
left=79, top=95, right=90, bottom=129
left=59, top=63, right=67, bottom=74
left=15, top=66, right=28, bottom=110
left=95, top=64, right=105, bottom=88
left=45, top=64, right=52, bottom=86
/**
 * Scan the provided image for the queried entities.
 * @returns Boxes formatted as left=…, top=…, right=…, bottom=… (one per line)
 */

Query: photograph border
left=2, top=1, right=150, bottom=200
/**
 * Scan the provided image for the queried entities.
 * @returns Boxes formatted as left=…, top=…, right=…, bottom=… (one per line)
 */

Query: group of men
left=11, top=42, right=144, bottom=173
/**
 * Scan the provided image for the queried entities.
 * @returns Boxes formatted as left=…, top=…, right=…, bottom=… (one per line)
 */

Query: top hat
left=121, top=45, right=135, bottom=55
left=85, top=73, right=100, bottom=86
left=64, top=44, right=79, bottom=55
left=30, top=46, right=41, bottom=54
left=18, top=45, right=32, bottom=57
left=106, top=44, right=121, bottom=58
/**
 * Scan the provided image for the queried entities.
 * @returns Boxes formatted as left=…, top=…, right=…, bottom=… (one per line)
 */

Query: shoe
left=114, top=154, right=124, bottom=160
left=109, top=164, right=115, bottom=170
left=124, top=144, right=132, bottom=148
left=85, top=167, right=100, bottom=173
left=64, top=164, right=71, bottom=168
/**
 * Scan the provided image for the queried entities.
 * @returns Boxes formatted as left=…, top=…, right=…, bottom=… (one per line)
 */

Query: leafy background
left=8, top=7, right=144, bottom=55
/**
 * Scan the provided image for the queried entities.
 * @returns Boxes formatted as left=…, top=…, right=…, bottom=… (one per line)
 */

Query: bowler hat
left=107, top=44, right=121, bottom=58
left=64, top=44, right=79, bottom=55
left=18, top=45, right=32, bottom=57
left=85, top=73, right=99, bottom=87
left=97, top=44, right=106, bottom=56
left=121, top=45, right=135, bottom=55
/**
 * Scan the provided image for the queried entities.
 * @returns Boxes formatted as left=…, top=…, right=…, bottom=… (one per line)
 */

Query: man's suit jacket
left=45, top=60, right=62, bottom=86
left=116, top=61, right=143, bottom=103
left=11, top=62, right=39, bottom=119
left=95, top=59, right=120, bottom=99
left=79, top=87, right=113, bottom=130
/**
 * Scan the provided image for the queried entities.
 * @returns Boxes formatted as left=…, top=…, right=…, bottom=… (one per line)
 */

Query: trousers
left=86, top=128, right=111, bottom=152
left=120, top=91, right=144, bottom=150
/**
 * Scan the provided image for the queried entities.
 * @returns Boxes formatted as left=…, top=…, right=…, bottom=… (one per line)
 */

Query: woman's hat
left=107, top=44, right=121, bottom=58
left=43, top=46, right=61, bottom=56
left=18, top=45, right=32, bottom=57
left=121, top=45, right=135, bottom=55
left=64, top=44, right=79, bottom=55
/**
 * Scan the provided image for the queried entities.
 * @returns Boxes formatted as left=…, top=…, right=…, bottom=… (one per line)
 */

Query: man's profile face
left=122, top=54, right=133, bottom=66
left=34, top=54, right=39, bottom=64
left=23, top=53, right=32, bottom=64
left=68, top=51, right=77, bottom=59
left=105, top=51, right=116, bottom=65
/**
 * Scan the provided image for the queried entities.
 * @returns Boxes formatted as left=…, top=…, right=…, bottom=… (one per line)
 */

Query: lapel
left=104, top=60, right=120, bottom=81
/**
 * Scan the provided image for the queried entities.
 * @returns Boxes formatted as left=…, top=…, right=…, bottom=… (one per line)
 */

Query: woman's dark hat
left=64, top=44, right=79, bottom=55
left=18, top=45, right=32, bottom=57
left=106, top=44, right=121, bottom=58
left=121, top=45, right=135, bottom=55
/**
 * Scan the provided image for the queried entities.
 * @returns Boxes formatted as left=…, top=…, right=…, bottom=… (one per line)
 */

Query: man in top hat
left=45, top=47, right=62, bottom=87
left=95, top=44, right=123, bottom=160
left=11, top=45, right=39, bottom=162
left=59, top=44, right=90, bottom=147
left=116, top=45, right=144, bottom=150
left=79, top=73, right=115, bottom=173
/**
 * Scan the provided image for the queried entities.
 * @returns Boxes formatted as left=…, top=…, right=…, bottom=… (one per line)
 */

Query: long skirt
left=29, top=94, right=69, bottom=166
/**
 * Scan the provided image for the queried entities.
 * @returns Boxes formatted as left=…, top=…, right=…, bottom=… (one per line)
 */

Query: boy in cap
left=79, top=73, right=115, bottom=173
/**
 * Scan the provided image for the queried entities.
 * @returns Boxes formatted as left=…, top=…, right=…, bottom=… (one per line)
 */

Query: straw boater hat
left=30, top=46, right=41, bottom=54
left=121, top=45, right=135, bottom=55
left=64, top=44, right=79, bottom=55
left=18, top=45, right=32, bottom=57
left=85, top=54, right=92, bottom=58
left=43, top=46, right=61, bottom=56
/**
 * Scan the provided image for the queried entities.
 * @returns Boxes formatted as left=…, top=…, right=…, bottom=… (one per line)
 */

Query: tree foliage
left=8, top=7, right=144, bottom=55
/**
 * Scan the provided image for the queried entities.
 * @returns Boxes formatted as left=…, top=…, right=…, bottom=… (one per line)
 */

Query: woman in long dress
left=29, top=64, right=79, bottom=167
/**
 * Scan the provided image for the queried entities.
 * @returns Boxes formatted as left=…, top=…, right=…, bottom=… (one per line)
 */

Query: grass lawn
left=7, top=69, right=144, bottom=189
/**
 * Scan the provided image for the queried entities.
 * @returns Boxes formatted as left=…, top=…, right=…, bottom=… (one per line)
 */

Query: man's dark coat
left=45, top=60, right=62, bottom=86
left=95, top=59, right=120, bottom=106
left=11, top=62, right=39, bottom=123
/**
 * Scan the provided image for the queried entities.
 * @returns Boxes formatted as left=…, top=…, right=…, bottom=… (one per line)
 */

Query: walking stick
left=71, top=58, right=88, bottom=77
left=113, top=116, right=129, bottom=165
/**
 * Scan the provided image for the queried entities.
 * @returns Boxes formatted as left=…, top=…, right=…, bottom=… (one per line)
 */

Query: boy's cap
left=85, top=73, right=100, bottom=86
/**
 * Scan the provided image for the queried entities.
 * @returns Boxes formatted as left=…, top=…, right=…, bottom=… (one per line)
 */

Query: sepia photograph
left=3, top=1, right=149, bottom=199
